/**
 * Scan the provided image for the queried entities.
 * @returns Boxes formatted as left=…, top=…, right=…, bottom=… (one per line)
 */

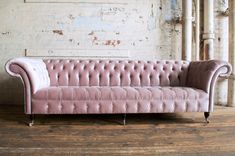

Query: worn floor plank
left=0, top=105, right=234, bottom=156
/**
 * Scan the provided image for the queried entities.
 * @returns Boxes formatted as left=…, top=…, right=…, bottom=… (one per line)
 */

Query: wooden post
left=215, top=0, right=229, bottom=106
left=182, top=0, right=192, bottom=61
left=195, top=0, right=200, bottom=60
left=202, top=0, right=214, bottom=60
left=228, top=0, right=235, bottom=107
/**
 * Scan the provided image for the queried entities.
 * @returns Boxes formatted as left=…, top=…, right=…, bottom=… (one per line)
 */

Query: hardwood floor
left=0, top=105, right=235, bottom=156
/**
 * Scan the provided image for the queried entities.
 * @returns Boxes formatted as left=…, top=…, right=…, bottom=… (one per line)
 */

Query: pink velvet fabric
left=44, top=60, right=189, bottom=87
left=32, top=86, right=208, bottom=114
left=5, top=58, right=232, bottom=114
left=187, top=60, right=232, bottom=111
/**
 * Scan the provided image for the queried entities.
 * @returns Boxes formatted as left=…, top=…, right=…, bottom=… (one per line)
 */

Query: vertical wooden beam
left=195, top=0, right=200, bottom=60
left=228, top=0, right=235, bottom=107
left=202, top=0, right=214, bottom=60
left=215, top=0, right=229, bottom=106
left=182, top=0, right=192, bottom=61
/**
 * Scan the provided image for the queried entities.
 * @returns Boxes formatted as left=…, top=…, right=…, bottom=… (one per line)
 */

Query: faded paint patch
left=171, top=0, right=177, bottom=10
left=88, top=31, right=95, bottom=35
left=147, top=3, right=156, bottom=30
left=104, top=40, right=121, bottom=47
left=53, top=30, right=63, bottom=35
left=68, top=14, right=75, bottom=20
left=1, top=32, right=10, bottom=35
left=74, top=17, right=113, bottom=30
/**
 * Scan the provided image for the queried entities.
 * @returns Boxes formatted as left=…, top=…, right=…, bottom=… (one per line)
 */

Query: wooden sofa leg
left=29, top=114, right=35, bottom=127
left=204, top=112, right=210, bottom=123
left=123, top=114, right=126, bottom=125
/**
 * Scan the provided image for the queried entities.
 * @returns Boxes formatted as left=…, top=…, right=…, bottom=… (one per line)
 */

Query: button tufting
left=73, top=104, right=76, bottom=113
left=98, top=103, right=101, bottom=112
left=44, top=59, right=191, bottom=88
left=33, top=85, right=208, bottom=114
left=162, top=102, right=165, bottom=110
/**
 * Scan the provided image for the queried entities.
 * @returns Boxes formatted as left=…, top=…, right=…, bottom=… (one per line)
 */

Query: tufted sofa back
left=43, top=60, right=190, bottom=87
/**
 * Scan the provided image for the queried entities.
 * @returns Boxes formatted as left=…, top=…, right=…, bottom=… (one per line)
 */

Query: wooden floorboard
left=0, top=105, right=234, bottom=156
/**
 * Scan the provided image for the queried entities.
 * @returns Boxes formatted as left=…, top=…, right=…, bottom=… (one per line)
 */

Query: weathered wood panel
left=25, top=0, right=135, bottom=3
left=0, top=105, right=235, bottom=155
left=26, top=49, right=130, bottom=57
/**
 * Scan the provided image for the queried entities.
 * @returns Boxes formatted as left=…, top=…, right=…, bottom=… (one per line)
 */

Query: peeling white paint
left=0, top=0, right=231, bottom=105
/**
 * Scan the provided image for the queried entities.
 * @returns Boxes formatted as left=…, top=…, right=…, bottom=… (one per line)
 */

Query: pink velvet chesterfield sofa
left=5, top=58, right=232, bottom=126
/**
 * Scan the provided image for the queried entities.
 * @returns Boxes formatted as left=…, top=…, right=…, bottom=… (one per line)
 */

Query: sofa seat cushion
left=32, top=86, right=209, bottom=114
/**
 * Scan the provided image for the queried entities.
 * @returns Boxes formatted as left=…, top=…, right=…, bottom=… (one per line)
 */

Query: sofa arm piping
left=208, top=64, right=232, bottom=112
left=6, top=63, right=32, bottom=114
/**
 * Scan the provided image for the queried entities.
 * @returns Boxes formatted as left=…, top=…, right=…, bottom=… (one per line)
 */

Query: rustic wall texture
left=0, top=0, right=230, bottom=106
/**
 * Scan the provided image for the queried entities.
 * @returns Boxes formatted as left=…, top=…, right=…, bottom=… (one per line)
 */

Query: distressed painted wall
left=0, top=0, right=230, bottom=105
left=214, top=0, right=229, bottom=106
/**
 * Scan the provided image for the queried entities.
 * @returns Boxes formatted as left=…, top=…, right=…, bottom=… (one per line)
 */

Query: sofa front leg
left=123, top=114, right=126, bottom=125
left=28, top=114, right=35, bottom=127
left=204, top=112, right=210, bottom=123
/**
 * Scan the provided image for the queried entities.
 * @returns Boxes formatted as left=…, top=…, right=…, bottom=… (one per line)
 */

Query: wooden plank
left=0, top=105, right=235, bottom=155
left=24, top=0, right=136, bottom=4
left=25, top=49, right=130, bottom=58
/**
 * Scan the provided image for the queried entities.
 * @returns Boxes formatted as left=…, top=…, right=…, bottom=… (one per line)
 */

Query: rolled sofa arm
left=5, top=58, right=50, bottom=114
left=186, top=60, right=232, bottom=111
